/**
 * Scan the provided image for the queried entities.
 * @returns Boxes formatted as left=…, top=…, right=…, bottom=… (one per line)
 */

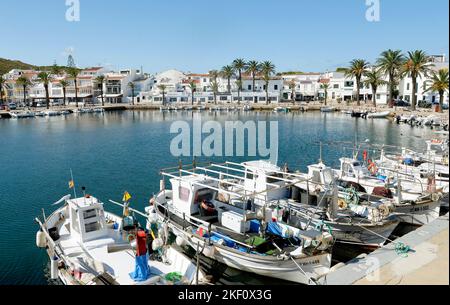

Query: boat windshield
left=323, top=169, right=334, bottom=185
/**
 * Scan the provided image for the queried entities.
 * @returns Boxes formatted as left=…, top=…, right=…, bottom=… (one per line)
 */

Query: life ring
left=201, top=200, right=216, bottom=214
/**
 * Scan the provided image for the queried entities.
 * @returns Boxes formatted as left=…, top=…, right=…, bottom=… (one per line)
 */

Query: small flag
left=123, top=191, right=132, bottom=202
left=68, top=180, right=75, bottom=189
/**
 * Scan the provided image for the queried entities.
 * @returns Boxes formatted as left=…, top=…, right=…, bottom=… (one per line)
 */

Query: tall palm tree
left=37, top=72, right=53, bottom=109
left=377, top=49, right=405, bottom=107
left=188, top=81, right=196, bottom=105
left=51, top=64, right=64, bottom=76
left=344, top=59, right=370, bottom=106
left=221, top=65, right=234, bottom=94
left=364, top=68, right=387, bottom=108
left=15, top=76, right=32, bottom=107
left=425, top=69, right=449, bottom=113
left=208, top=69, right=219, bottom=104
left=128, top=82, right=136, bottom=105
left=288, top=79, right=296, bottom=102
left=0, top=74, right=5, bottom=105
left=320, top=83, right=330, bottom=106
left=232, top=59, right=247, bottom=88
left=95, top=75, right=106, bottom=106
left=235, top=80, right=242, bottom=104
left=402, top=50, right=433, bottom=111
left=59, top=80, right=69, bottom=106
left=157, top=84, right=167, bottom=105
left=246, top=60, right=260, bottom=103
left=260, top=61, right=276, bottom=105
left=66, top=67, right=80, bottom=107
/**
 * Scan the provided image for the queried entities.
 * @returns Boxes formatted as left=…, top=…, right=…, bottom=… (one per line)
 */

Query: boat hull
left=169, top=224, right=331, bottom=285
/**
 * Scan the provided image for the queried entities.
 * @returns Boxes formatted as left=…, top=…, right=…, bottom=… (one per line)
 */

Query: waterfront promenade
left=326, top=212, right=449, bottom=285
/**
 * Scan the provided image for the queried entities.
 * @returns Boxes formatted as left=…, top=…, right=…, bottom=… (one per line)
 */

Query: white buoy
left=36, top=231, right=47, bottom=248
left=50, top=256, right=59, bottom=280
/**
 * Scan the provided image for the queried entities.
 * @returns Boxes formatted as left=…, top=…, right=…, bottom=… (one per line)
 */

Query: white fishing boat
left=93, top=108, right=105, bottom=113
left=341, top=110, right=353, bottom=115
left=334, top=158, right=442, bottom=225
left=44, top=110, right=62, bottom=116
left=35, top=194, right=207, bottom=285
left=242, top=104, right=252, bottom=111
left=10, top=111, right=35, bottom=118
left=320, top=107, right=335, bottom=113
left=151, top=164, right=334, bottom=285
left=35, top=111, right=46, bottom=117
left=366, top=111, right=391, bottom=119
left=232, top=161, right=399, bottom=248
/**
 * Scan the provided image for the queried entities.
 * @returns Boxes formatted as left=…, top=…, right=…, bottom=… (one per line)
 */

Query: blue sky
left=1, top=0, right=449, bottom=73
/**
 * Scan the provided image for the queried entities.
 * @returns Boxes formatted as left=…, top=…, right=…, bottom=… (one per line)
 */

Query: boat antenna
left=70, top=169, right=77, bottom=198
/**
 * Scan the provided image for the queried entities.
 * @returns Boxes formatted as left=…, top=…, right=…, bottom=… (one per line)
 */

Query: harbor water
left=0, top=110, right=439, bottom=285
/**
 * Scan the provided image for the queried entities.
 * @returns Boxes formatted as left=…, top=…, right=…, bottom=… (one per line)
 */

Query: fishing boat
left=93, top=108, right=105, bottom=113
left=351, top=111, right=367, bottom=118
left=320, top=107, right=335, bottom=113
left=150, top=163, right=334, bottom=285
left=334, top=158, right=442, bottom=225
left=10, top=111, right=35, bottom=118
left=232, top=161, right=399, bottom=248
left=44, top=111, right=62, bottom=116
left=35, top=194, right=207, bottom=285
left=35, top=111, right=46, bottom=117
left=242, top=104, right=252, bottom=111
left=366, top=111, right=391, bottom=119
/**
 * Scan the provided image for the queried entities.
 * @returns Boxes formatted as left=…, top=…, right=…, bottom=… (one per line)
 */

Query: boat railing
left=376, top=166, right=426, bottom=194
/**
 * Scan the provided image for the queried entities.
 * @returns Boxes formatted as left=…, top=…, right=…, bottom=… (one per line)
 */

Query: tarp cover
left=266, top=221, right=283, bottom=237
left=129, top=254, right=151, bottom=282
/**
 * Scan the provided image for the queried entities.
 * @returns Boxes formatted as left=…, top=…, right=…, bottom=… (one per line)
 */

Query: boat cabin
left=307, top=163, right=335, bottom=186
left=242, top=160, right=289, bottom=205
left=67, top=196, right=109, bottom=243
left=339, top=158, right=371, bottom=179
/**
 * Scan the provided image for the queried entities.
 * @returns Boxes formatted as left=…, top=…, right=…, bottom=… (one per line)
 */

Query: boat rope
left=355, top=224, right=412, bottom=257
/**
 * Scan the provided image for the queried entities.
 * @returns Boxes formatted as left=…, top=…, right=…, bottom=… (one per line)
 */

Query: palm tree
left=15, top=76, right=32, bottom=107
left=37, top=72, right=53, bottom=109
left=221, top=65, right=234, bottom=94
left=260, top=61, right=276, bottom=105
left=51, top=64, right=64, bottom=76
left=157, top=84, right=167, bottom=106
left=0, top=74, right=5, bottom=105
left=208, top=69, right=220, bottom=104
left=232, top=59, right=247, bottom=88
left=246, top=61, right=260, bottom=103
left=66, top=67, right=80, bottom=107
left=59, top=80, right=69, bottom=106
left=95, top=75, right=106, bottom=106
left=288, top=79, right=296, bottom=102
left=364, top=68, right=387, bottom=108
left=128, top=82, right=136, bottom=105
left=320, top=83, right=330, bottom=106
left=235, top=80, right=242, bottom=104
left=188, top=81, right=196, bottom=105
left=377, top=49, right=405, bottom=107
left=425, top=69, right=449, bottom=113
left=402, top=50, right=433, bottom=111
left=344, top=59, right=370, bottom=106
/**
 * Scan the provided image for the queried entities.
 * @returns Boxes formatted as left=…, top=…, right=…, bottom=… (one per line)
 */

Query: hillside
left=0, top=58, right=69, bottom=75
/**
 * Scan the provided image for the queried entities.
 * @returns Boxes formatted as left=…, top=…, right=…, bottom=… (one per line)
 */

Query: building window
left=274, top=85, right=278, bottom=90
left=407, top=83, right=410, bottom=90
left=376, top=94, right=381, bottom=100
left=333, top=84, right=339, bottom=89
left=248, top=85, right=252, bottom=90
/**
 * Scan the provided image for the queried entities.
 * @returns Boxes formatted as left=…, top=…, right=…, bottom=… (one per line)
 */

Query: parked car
left=417, top=100, right=432, bottom=109
left=394, top=100, right=410, bottom=107
left=8, top=103, right=17, bottom=110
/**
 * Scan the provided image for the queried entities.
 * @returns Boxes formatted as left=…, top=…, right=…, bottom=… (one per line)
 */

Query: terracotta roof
left=83, top=67, right=103, bottom=72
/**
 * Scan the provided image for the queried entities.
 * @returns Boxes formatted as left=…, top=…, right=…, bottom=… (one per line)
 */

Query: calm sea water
left=0, top=110, right=437, bottom=285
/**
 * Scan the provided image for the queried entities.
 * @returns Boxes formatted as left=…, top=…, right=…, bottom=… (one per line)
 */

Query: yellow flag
left=123, top=191, right=132, bottom=202
left=68, top=180, right=75, bottom=189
